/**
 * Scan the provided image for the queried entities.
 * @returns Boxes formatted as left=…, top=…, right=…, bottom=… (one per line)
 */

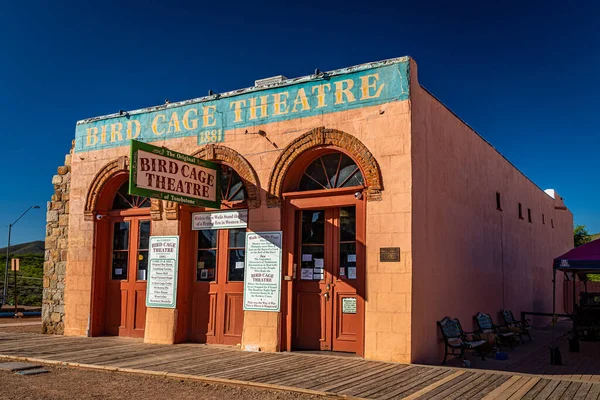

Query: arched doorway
left=282, top=148, right=367, bottom=355
left=188, top=164, right=249, bottom=345
left=91, top=176, right=151, bottom=338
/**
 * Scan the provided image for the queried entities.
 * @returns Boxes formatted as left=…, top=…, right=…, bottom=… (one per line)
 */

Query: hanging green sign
left=129, top=140, right=221, bottom=208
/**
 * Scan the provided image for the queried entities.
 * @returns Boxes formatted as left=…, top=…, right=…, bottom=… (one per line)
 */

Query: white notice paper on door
left=347, top=254, right=356, bottom=262
left=302, top=254, right=312, bottom=262
left=314, top=258, right=324, bottom=268
left=300, top=268, right=313, bottom=280
left=347, top=267, right=357, bottom=279
left=235, top=261, right=245, bottom=269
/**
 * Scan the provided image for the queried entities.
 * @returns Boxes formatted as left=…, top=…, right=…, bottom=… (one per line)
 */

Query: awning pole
left=552, top=267, right=556, bottom=363
left=573, top=273, right=577, bottom=315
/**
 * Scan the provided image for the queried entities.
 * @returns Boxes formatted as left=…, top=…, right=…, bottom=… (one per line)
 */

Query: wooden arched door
left=103, top=181, right=151, bottom=338
left=284, top=151, right=366, bottom=355
left=189, top=164, right=247, bottom=345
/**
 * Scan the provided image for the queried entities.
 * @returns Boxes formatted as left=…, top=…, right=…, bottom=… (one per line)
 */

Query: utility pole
left=3, top=205, right=40, bottom=306
left=3, top=224, right=10, bottom=305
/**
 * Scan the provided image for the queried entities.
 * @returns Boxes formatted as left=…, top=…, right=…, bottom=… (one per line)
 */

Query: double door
left=191, top=228, right=245, bottom=345
left=293, top=205, right=364, bottom=353
left=106, top=217, right=150, bottom=338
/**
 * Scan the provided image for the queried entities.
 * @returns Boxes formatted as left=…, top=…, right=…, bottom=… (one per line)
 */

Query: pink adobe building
left=42, top=56, right=573, bottom=364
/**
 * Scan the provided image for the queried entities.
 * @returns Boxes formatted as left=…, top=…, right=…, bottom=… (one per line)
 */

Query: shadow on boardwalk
left=440, top=319, right=600, bottom=383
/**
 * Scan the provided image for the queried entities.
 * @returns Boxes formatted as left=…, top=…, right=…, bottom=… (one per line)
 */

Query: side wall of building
left=409, top=59, right=574, bottom=364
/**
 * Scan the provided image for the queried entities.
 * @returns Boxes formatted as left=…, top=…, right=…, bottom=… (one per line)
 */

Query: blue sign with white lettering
left=74, top=59, right=409, bottom=153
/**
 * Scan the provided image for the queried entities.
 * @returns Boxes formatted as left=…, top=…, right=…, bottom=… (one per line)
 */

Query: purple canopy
left=554, top=238, right=600, bottom=272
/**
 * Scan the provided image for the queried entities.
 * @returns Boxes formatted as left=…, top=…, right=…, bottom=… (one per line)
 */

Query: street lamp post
left=2, top=205, right=40, bottom=306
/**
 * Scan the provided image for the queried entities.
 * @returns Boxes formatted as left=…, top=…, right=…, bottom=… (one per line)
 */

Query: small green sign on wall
left=129, top=140, right=221, bottom=208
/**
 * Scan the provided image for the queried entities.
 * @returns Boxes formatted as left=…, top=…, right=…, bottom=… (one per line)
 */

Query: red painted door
left=106, top=217, right=150, bottom=338
left=293, top=205, right=363, bottom=353
left=191, top=228, right=245, bottom=345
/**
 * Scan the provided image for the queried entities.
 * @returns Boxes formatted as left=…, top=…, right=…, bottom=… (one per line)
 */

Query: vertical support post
left=571, top=272, right=577, bottom=315
left=3, top=224, right=11, bottom=305
left=552, top=268, right=556, bottom=345
left=13, top=260, right=17, bottom=315
left=550, top=267, right=561, bottom=365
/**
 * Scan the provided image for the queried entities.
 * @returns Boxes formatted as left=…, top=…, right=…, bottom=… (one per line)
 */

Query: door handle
left=323, top=292, right=330, bottom=301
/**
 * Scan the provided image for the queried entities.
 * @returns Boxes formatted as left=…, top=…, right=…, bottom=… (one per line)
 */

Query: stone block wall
left=42, top=149, right=72, bottom=334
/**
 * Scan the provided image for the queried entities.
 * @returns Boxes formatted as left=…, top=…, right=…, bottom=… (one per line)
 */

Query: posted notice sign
left=243, top=231, right=282, bottom=312
left=146, top=236, right=179, bottom=308
left=192, top=209, right=248, bottom=230
left=129, top=139, right=221, bottom=208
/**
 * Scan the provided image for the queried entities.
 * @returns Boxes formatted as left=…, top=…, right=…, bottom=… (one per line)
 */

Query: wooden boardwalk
left=0, top=332, right=599, bottom=399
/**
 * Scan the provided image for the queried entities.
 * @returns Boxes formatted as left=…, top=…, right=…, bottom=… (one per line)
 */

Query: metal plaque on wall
left=380, top=247, right=400, bottom=262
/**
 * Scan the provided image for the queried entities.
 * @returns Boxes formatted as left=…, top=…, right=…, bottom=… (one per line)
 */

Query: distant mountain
left=0, top=240, right=45, bottom=255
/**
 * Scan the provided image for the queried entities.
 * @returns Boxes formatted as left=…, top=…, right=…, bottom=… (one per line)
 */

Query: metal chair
left=438, top=316, right=487, bottom=365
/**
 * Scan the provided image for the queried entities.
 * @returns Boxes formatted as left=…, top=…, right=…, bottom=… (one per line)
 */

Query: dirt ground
left=0, top=317, right=42, bottom=334
left=0, top=358, right=331, bottom=400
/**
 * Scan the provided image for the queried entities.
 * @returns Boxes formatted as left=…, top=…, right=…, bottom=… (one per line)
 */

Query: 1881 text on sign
left=129, top=140, right=221, bottom=208
left=243, top=232, right=283, bottom=312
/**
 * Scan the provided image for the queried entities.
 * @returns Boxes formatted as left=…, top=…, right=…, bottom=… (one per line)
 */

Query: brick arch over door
left=267, top=127, right=383, bottom=207
left=191, top=144, right=261, bottom=209
left=84, top=156, right=162, bottom=221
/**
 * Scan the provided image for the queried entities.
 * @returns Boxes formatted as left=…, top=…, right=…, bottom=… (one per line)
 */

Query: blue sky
left=0, top=0, right=598, bottom=246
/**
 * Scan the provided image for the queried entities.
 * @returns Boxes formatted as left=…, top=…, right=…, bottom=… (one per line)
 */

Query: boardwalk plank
left=265, top=358, right=361, bottom=386
left=546, top=381, right=574, bottom=400
left=195, top=355, right=293, bottom=377
left=585, top=383, right=600, bottom=400
left=139, top=349, right=249, bottom=369
left=430, top=372, right=490, bottom=400
left=360, top=368, right=432, bottom=398
left=288, top=360, right=378, bottom=389
left=572, top=382, right=592, bottom=400
left=212, top=356, right=305, bottom=378
left=398, top=370, right=466, bottom=400
left=480, top=376, right=522, bottom=400
left=377, top=368, right=453, bottom=400
left=494, top=377, right=533, bottom=400
left=317, top=362, right=401, bottom=392
left=348, top=366, right=426, bottom=397
left=519, top=379, right=551, bottom=400
left=453, top=374, right=504, bottom=400
left=469, top=376, right=513, bottom=400
left=506, top=377, right=540, bottom=400
left=223, top=357, right=324, bottom=382
left=560, top=382, right=583, bottom=400
left=527, top=380, right=560, bottom=400
left=250, top=357, right=337, bottom=383
left=415, top=372, right=476, bottom=400
left=427, top=372, right=485, bottom=400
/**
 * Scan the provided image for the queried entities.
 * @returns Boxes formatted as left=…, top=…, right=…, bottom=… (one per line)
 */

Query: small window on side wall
left=496, top=192, right=502, bottom=211
left=518, top=203, right=524, bottom=219
left=551, top=219, right=555, bottom=228
left=542, top=214, right=546, bottom=224
left=528, top=208, right=532, bottom=223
